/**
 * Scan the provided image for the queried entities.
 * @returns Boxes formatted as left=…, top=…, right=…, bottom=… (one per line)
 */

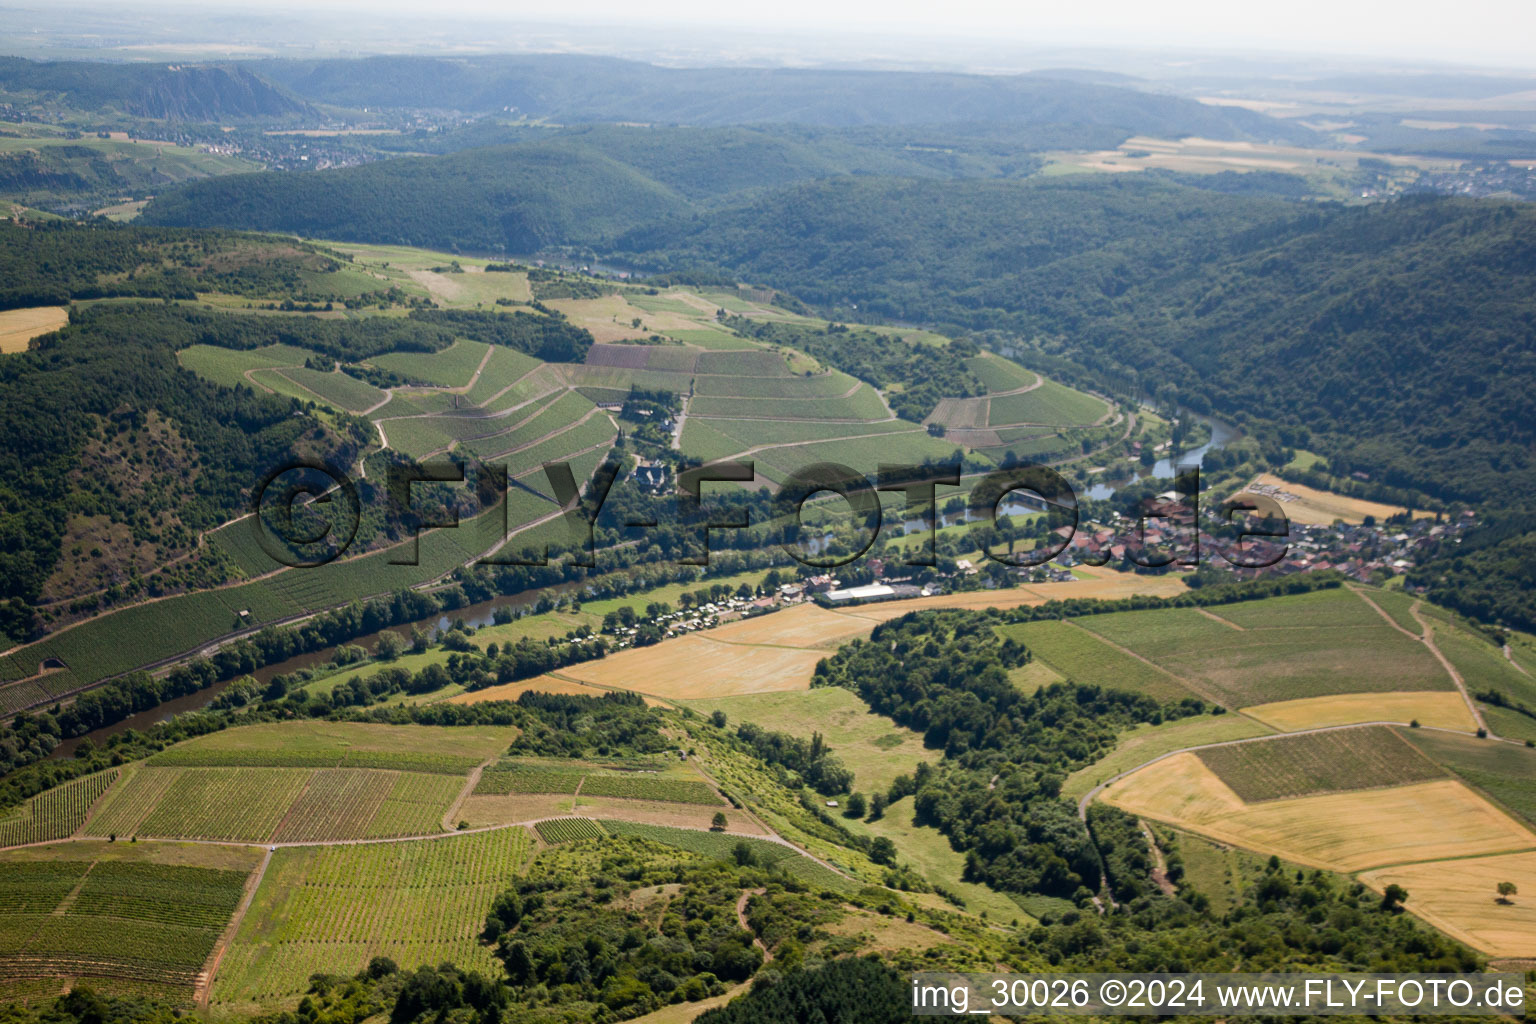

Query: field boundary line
left=198, top=845, right=272, bottom=1010
left=51, top=859, right=97, bottom=917
left=1062, top=619, right=1228, bottom=707
left=1348, top=585, right=1422, bottom=640
left=1356, top=842, right=1536, bottom=872
left=1407, top=600, right=1489, bottom=735
left=1194, top=608, right=1245, bottom=631
left=442, top=761, right=490, bottom=832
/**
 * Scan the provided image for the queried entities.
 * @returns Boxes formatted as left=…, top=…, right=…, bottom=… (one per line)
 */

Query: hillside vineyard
left=0, top=16, right=1533, bottom=1024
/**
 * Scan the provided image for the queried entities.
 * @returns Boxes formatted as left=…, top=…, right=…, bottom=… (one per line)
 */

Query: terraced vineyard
left=362, top=773, right=467, bottom=838
left=0, top=849, right=253, bottom=991
left=81, top=764, right=467, bottom=843
left=474, top=766, right=586, bottom=795
left=1074, top=588, right=1451, bottom=708
left=534, top=818, right=606, bottom=843
left=579, top=775, right=720, bottom=805
left=473, top=761, right=723, bottom=806
left=1196, top=726, right=1447, bottom=801
left=211, top=826, right=533, bottom=1008
left=0, top=770, right=117, bottom=848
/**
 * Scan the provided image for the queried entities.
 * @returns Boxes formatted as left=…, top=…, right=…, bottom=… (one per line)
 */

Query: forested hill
left=636, top=183, right=1536, bottom=507
left=0, top=58, right=313, bottom=121
left=141, top=141, right=694, bottom=252
left=245, top=53, right=1313, bottom=141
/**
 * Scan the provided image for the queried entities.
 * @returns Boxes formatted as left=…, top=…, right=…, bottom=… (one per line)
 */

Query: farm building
left=815, top=583, right=923, bottom=607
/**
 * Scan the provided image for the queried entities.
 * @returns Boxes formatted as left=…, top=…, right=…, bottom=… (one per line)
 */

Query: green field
left=276, top=367, right=387, bottom=413
left=1210, top=588, right=1385, bottom=630
left=693, top=370, right=862, bottom=399
left=0, top=770, right=117, bottom=848
left=1075, top=589, right=1451, bottom=708
left=371, top=339, right=491, bottom=388
left=694, top=350, right=792, bottom=375
left=1400, top=728, right=1536, bottom=826
left=211, top=826, right=533, bottom=1008
left=579, top=775, right=721, bottom=804
left=143, top=721, right=511, bottom=770
left=997, top=620, right=1199, bottom=703
left=688, top=385, right=889, bottom=421
left=965, top=353, right=1038, bottom=393
left=1432, top=619, right=1536, bottom=708
left=1195, top=726, right=1446, bottom=802
left=463, top=345, right=543, bottom=404
left=987, top=379, right=1108, bottom=426
left=0, top=842, right=258, bottom=992
left=473, top=762, right=719, bottom=805
left=750, top=432, right=962, bottom=484
left=176, top=343, right=315, bottom=390
left=1357, top=587, right=1424, bottom=637
left=475, top=765, right=587, bottom=796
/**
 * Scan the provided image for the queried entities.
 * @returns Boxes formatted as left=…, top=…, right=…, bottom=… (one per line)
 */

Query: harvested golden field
left=558, top=634, right=825, bottom=698
left=447, top=675, right=627, bottom=704
left=1360, top=851, right=1536, bottom=957
left=707, top=604, right=873, bottom=649
left=837, top=567, right=1188, bottom=622
left=0, top=306, right=67, bottom=353
left=1100, top=754, right=1536, bottom=871
left=569, top=796, right=768, bottom=835
left=1243, top=691, right=1478, bottom=732
left=1243, top=473, right=1432, bottom=526
left=457, top=793, right=575, bottom=826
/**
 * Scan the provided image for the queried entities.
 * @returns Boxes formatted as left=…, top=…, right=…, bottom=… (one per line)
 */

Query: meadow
left=1245, top=473, right=1425, bottom=526
left=838, top=797, right=1026, bottom=921
left=211, top=826, right=533, bottom=1008
left=598, top=820, right=856, bottom=893
left=687, top=688, right=931, bottom=796
left=1240, top=691, right=1478, bottom=732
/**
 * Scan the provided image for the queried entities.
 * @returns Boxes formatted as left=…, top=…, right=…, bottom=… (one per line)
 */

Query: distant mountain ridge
left=0, top=57, right=314, bottom=121
left=246, top=53, right=1315, bottom=141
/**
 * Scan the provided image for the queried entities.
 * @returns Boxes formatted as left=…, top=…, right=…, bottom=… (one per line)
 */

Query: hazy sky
left=228, top=0, right=1535, bottom=67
